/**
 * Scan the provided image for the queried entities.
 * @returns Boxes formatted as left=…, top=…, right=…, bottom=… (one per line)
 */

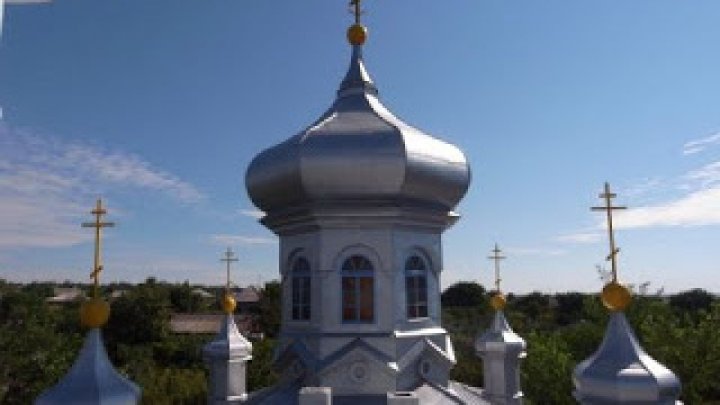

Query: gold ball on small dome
left=347, top=23, right=368, bottom=46
left=601, top=281, right=632, bottom=311
left=221, top=294, right=236, bottom=314
left=80, top=297, right=110, bottom=328
left=490, top=293, right=507, bottom=311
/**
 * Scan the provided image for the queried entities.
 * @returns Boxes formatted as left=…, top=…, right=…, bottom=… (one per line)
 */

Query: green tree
left=441, top=282, right=487, bottom=307
left=521, top=332, right=574, bottom=405
left=169, top=281, right=204, bottom=313
left=257, top=281, right=281, bottom=338
left=248, top=339, right=279, bottom=391
left=105, top=279, right=171, bottom=347
left=669, top=288, right=714, bottom=313
left=0, top=290, right=81, bottom=404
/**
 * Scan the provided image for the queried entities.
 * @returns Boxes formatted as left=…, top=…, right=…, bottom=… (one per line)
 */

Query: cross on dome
left=591, top=182, right=632, bottom=312
left=349, top=0, right=363, bottom=24
left=488, top=243, right=506, bottom=293
left=591, top=182, right=627, bottom=283
left=220, top=247, right=239, bottom=292
left=81, top=198, right=114, bottom=298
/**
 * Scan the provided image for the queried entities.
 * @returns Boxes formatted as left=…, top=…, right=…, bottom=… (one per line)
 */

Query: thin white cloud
left=506, top=247, right=567, bottom=257
left=556, top=232, right=603, bottom=244
left=238, top=209, right=265, bottom=220
left=620, top=178, right=664, bottom=199
left=0, top=124, right=204, bottom=249
left=210, top=234, right=277, bottom=246
left=684, top=161, right=720, bottom=188
left=560, top=145, right=720, bottom=237
left=0, top=196, right=88, bottom=248
left=614, top=186, right=720, bottom=229
left=682, top=132, right=720, bottom=155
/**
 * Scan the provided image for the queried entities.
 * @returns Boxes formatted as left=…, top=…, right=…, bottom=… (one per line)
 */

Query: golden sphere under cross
left=601, top=281, right=632, bottom=311
left=347, top=23, right=368, bottom=46
left=80, top=297, right=110, bottom=328
left=222, top=293, right=237, bottom=314
left=490, top=292, right=507, bottom=311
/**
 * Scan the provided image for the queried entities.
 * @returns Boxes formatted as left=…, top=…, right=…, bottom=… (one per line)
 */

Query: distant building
left=46, top=287, right=83, bottom=304
left=234, top=286, right=261, bottom=314
left=170, top=313, right=262, bottom=339
left=110, top=289, right=129, bottom=299
left=191, top=288, right=214, bottom=299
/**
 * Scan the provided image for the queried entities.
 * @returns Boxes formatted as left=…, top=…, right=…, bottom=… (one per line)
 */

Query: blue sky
left=0, top=0, right=718, bottom=294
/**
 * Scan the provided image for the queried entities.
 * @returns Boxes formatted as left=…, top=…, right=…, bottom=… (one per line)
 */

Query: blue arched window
left=291, top=257, right=311, bottom=321
left=341, top=255, right=374, bottom=323
left=405, top=255, right=428, bottom=319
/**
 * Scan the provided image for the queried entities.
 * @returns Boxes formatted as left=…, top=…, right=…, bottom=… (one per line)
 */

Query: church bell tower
left=245, top=1, right=471, bottom=398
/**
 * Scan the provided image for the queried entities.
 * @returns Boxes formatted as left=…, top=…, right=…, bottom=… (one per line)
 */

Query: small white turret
left=204, top=313, right=253, bottom=404
left=475, top=244, right=525, bottom=405
left=475, top=311, right=526, bottom=405
left=204, top=248, right=253, bottom=404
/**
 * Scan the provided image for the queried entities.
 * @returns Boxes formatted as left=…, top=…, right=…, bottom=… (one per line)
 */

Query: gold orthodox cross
left=591, top=182, right=627, bottom=282
left=81, top=199, right=114, bottom=298
left=350, top=0, right=363, bottom=24
left=220, top=247, right=238, bottom=292
left=488, top=243, right=506, bottom=292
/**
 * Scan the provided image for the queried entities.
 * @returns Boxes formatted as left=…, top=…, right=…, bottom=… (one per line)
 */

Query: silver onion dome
left=573, top=312, right=681, bottom=403
left=35, top=329, right=141, bottom=404
left=245, top=45, right=470, bottom=217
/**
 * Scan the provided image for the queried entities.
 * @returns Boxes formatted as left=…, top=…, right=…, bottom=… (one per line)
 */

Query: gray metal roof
left=573, top=312, right=681, bottom=403
left=235, top=286, right=261, bottom=303
left=245, top=45, right=470, bottom=218
left=245, top=380, right=488, bottom=404
left=475, top=310, right=526, bottom=351
left=203, top=313, right=252, bottom=360
left=35, top=329, right=140, bottom=405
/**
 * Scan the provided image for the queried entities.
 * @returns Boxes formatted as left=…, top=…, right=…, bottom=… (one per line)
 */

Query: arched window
left=341, top=255, right=374, bottom=323
left=291, top=257, right=311, bottom=321
left=405, top=255, right=428, bottom=319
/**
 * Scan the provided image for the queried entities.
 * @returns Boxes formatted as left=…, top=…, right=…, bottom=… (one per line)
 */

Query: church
left=34, top=2, right=684, bottom=404
left=241, top=1, right=480, bottom=403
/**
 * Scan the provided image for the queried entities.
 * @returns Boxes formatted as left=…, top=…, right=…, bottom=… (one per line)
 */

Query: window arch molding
left=405, top=249, right=432, bottom=319
left=332, top=244, right=383, bottom=273
left=402, top=246, right=438, bottom=275
left=335, top=245, right=380, bottom=324
left=289, top=252, right=312, bottom=321
left=285, top=248, right=313, bottom=275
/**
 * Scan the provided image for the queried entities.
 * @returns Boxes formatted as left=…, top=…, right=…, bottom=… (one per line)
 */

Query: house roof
left=170, top=313, right=255, bottom=334
left=235, top=286, right=261, bottom=303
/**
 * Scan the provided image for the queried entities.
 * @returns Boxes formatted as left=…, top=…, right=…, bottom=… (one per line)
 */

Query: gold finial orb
left=221, top=293, right=237, bottom=314
left=490, top=292, right=507, bottom=311
left=601, top=281, right=632, bottom=311
left=347, top=23, right=368, bottom=46
left=80, top=297, right=110, bottom=328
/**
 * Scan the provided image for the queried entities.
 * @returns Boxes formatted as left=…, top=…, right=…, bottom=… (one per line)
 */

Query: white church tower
left=244, top=2, right=484, bottom=403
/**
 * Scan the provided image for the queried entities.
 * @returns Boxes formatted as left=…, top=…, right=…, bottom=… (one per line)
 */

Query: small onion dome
left=35, top=329, right=141, bottom=404
left=573, top=312, right=681, bottom=403
left=246, top=45, right=470, bottom=219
